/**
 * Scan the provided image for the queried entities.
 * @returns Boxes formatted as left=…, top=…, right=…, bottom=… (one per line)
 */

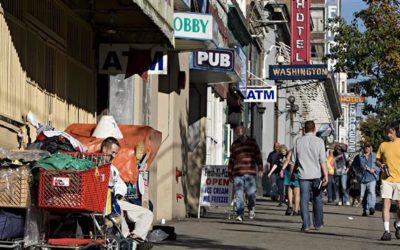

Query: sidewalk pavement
left=153, top=197, right=400, bottom=250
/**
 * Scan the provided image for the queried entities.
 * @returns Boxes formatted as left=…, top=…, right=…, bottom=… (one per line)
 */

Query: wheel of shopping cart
left=104, top=235, right=120, bottom=250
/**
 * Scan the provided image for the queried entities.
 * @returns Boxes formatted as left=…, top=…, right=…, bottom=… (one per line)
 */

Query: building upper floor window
left=311, top=44, right=325, bottom=60
left=311, top=9, right=325, bottom=32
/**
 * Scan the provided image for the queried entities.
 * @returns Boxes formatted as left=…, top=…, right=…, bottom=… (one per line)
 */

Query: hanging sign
left=291, top=0, right=311, bottom=64
left=244, top=86, right=277, bottom=103
left=269, top=64, right=328, bottom=80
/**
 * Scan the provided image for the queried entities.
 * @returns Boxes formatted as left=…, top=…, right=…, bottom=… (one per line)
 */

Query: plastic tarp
left=64, top=124, right=162, bottom=184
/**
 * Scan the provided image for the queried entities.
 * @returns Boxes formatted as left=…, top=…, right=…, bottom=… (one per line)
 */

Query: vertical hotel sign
left=291, top=0, right=311, bottom=64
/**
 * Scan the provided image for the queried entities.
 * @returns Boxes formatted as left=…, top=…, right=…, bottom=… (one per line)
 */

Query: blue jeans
left=300, top=179, right=324, bottom=229
left=234, top=175, right=257, bottom=217
left=360, top=181, right=376, bottom=212
left=338, top=175, right=349, bottom=203
left=327, top=175, right=337, bottom=202
left=270, top=173, right=285, bottom=203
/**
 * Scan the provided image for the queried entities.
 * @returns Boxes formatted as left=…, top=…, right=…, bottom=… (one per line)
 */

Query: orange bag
left=64, top=124, right=161, bottom=184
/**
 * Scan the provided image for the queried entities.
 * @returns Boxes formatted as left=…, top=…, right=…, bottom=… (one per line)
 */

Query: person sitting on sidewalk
left=101, top=137, right=154, bottom=241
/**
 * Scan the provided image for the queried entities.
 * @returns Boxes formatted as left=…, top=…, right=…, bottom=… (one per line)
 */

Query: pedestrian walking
left=281, top=146, right=300, bottom=216
left=228, top=126, right=263, bottom=221
left=334, top=145, right=350, bottom=206
left=351, top=142, right=380, bottom=216
left=266, top=142, right=281, bottom=200
left=293, top=120, right=328, bottom=231
left=326, top=149, right=337, bottom=203
left=376, top=122, right=400, bottom=241
left=267, top=145, right=287, bottom=207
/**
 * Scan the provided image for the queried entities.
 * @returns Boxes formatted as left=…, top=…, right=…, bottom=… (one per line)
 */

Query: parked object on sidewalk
left=0, top=209, right=24, bottom=240
left=0, top=165, right=31, bottom=208
left=147, top=225, right=176, bottom=242
left=0, top=149, right=50, bottom=162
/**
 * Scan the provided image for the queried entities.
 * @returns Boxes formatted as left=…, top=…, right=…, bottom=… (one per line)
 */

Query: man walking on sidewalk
left=376, top=122, right=400, bottom=241
left=228, top=126, right=263, bottom=221
left=351, top=142, right=380, bottom=217
left=293, top=121, right=328, bottom=231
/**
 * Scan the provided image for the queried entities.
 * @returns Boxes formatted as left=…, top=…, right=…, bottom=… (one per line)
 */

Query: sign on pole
left=291, top=0, right=311, bottom=64
left=348, top=104, right=357, bottom=153
left=269, top=64, right=328, bottom=80
left=243, top=86, right=277, bottom=103
left=198, top=165, right=233, bottom=218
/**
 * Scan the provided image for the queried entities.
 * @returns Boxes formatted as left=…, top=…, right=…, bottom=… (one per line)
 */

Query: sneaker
left=292, top=211, right=300, bottom=216
left=394, top=221, right=400, bottom=239
left=249, top=210, right=255, bottom=220
left=362, top=211, right=368, bottom=217
left=369, top=208, right=375, bottom=215
left=285, top=207, right=293, bottom=216
left=301, top=226, right=310, bottom=232
left=236, top=215, right=243, bottom=222
left=337, top=201, right=343, bottom=206
left=345, top=201, right=351, bottom=206
left=381, top=231, right=391, bottom=241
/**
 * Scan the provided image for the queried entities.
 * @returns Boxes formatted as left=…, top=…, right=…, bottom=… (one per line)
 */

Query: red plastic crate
left=62, top=152, right=110, bottom=166
left=38, top=165, right=110, bottom=212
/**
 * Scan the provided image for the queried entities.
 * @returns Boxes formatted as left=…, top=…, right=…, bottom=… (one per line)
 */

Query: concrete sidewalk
left=152, top=197, right=400, bottom=250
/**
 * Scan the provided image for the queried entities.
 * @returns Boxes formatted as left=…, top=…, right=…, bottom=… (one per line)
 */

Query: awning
left=228, top=3, right=252, bottom=46
left=324, top=74, right=342, bottom=119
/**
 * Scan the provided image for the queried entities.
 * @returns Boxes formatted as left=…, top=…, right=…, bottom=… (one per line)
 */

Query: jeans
left=300, top=179, right=324, bottom=229
left=234, top=175, right=257, bottom=216
left=327, top=175, right=337, bottom=202
left=270, top=173, right=285, bottom=203
left=338, top=175, right=349, bottom=203
left=360, top=181, right=376, bottom=212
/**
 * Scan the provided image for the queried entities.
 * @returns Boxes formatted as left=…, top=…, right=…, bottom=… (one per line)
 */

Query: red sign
left=291, top=0, right=311, bottom=64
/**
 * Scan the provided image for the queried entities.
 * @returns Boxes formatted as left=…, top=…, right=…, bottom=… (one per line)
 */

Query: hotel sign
left=269, top=64, right=328, bottom=80
left=340, top=95, right=365, bottom=104
left=291, top=0, right=311, bottom=64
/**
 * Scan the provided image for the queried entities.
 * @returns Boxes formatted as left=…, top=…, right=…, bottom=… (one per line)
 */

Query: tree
left=328, top=0, right=400, bottom=142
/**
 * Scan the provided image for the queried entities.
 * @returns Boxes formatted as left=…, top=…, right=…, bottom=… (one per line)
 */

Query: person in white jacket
left=101, top=137, right=154, bottom=240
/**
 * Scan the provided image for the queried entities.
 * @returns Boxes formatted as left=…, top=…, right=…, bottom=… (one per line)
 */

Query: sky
left=341, top=1, right=367, bottom=23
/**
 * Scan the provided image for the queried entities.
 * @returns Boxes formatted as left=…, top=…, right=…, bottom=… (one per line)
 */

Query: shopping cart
left=36, top=153, right=120, bottom=249
left=0, top=165, right=31, bottom=250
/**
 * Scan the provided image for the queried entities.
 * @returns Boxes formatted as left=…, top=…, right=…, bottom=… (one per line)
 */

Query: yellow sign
left=340, top=96, right=365, bottom=103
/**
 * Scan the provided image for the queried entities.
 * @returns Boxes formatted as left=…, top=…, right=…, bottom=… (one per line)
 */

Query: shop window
left=311, top=44, right=324, bottom=60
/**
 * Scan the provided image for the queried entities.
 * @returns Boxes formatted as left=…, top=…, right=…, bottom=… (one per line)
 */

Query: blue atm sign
left=244, top=86, right=277, bottom=103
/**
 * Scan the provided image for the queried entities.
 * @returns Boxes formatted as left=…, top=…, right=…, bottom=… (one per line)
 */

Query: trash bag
left=0, top=209, right=24, bottom=240
left=147, top=229, right=169, bottom=243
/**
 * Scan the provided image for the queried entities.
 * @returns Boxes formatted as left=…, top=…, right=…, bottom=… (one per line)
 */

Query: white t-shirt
left=108, top=164, right=127, bottom=196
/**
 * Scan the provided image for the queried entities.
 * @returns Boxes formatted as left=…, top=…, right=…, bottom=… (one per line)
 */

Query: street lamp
left=287, top=96, right=299, bottom=147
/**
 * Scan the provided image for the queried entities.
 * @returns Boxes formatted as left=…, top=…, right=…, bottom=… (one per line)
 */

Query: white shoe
left=345, top=201, right=351, bottom=206
left=236, top=215, right=243, bottom=222
left=338, top=201, right=343, bottom=206
left=249, top=210, right=255, bottom=220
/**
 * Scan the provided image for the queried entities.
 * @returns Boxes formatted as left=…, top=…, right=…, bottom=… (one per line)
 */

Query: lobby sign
left=244, top=86, right=277, bottom=103
left=99, top=44, right=167, bottom=75
left=291, top=0, right=311, bottom=64
left=192, top=49, right=235, bottom=72
left=174, top=12, right=213, bottom=40
left=269, top=64, right=328, bottom=80
left=199, top=165, right=232, bottom=207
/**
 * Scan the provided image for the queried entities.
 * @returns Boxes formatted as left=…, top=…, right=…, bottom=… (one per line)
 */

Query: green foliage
left=328, top=0, right=400, bottom=143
